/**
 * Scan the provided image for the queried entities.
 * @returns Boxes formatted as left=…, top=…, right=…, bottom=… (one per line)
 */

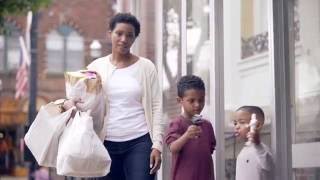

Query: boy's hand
left=247, top=131, right=260, bottom=145
left=184, top=125, right=202, bottom=139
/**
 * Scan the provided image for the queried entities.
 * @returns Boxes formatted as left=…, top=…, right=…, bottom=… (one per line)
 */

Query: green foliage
left=0, top=0, right=51, bottom=33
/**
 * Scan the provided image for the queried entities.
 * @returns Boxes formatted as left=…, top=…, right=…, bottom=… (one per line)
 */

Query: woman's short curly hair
left=109, top=13, right=140, bottom=37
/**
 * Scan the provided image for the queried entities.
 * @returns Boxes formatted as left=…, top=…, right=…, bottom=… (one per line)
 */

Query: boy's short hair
left=177, top=75, right=205, bottom=97
left=109, top=13, right=140, bottom=37
left=236, top=106, right=265, bottom=122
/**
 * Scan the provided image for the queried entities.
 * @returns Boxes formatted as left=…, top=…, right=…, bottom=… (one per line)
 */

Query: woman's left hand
left=149, top=148, right=162, bottom=174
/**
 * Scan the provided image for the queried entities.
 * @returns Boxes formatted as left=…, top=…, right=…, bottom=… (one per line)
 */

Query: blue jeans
left=99, top=133, right=155, bottom=180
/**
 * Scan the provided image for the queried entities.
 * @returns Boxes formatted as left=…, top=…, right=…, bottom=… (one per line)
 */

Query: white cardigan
left=87, top=55, right=164, bottom=152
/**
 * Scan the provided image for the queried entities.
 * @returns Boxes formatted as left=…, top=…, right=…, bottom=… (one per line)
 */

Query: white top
left=87, top=55, right=164, bottom=151
left=105, top=61, right=148, bottom=141
left=236, top=143, right=273, bottom=180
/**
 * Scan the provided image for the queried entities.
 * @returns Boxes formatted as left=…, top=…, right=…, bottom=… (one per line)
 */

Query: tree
left=0, top=0, right=51, bottom=33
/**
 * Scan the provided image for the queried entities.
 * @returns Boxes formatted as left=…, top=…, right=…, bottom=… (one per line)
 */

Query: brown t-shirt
left=165, top=116, right=216, bottom=180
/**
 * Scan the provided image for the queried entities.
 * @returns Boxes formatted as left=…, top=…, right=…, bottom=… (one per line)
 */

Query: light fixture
left=90, top=40, right=102, bottom=58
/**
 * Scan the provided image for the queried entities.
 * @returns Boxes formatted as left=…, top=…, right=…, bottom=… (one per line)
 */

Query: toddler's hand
left=184, top=125, right=202, bottom=139
left=247, top=131, right=260, bottom=145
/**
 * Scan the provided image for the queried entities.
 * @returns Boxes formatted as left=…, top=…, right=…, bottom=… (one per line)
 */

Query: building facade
left=1, top=0, right=320, bottom=179
left=120, top=0, right=320, bottom=180
left=0, top=0, right=115, bottom=177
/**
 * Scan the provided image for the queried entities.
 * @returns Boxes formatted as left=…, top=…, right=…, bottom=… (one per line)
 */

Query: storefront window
left=223, top=0, right=271, bottom=179
left=186, top=0, right=211, bottom=118
left=292, top=0, right=320, bottom=179
left=161, top=1, right=181, bottom=180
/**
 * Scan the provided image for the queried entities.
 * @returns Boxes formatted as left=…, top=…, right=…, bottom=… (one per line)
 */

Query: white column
left=210, top=0, right=225, bottom=179
left=155, top=1, right=163, bottom=179
left=181, top=0, right=187, bottom=76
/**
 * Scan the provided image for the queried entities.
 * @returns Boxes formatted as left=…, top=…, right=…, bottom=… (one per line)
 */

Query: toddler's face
left=234, top=110, right=251, bottom=139
left=179, top=89, right=205, bottom=119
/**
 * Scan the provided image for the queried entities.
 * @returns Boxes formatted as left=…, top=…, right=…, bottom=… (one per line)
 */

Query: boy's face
left=234, top=110, right=251, bottom=139
left=178, top=89, right=205, bottom=118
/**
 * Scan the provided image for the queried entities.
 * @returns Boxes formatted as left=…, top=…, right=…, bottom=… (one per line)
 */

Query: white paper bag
left=65, top=70, right=105, bottom=136
left=24, top=103, right=75, bottom=167
left=56, top=111, right=111, bottom=177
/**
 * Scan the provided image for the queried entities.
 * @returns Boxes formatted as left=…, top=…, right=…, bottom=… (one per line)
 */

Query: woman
left=63, top=13, right=163, bottom=180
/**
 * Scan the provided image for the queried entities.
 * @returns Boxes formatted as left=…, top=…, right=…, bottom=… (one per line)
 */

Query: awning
left=0, top=97, right=27, bottom=127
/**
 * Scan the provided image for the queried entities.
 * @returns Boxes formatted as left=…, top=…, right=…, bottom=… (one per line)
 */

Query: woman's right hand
left=62, top=98, right=82, bottom=111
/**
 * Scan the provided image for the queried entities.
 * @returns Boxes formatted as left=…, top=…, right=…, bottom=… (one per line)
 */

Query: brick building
left=0, top=0, right=115, bottom=177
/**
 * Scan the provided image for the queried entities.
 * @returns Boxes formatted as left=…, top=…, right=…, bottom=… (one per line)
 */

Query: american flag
left=15, top=36, right=30, bottom=99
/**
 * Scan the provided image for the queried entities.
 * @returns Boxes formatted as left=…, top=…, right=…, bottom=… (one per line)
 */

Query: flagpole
left=28, top=12, right=37, bottom=136
left=26, top=11, right=32, bottom=53
left=27, top=11, right=38, bottom=180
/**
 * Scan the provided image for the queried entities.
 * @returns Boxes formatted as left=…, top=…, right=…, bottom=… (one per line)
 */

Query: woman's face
left=110, top=23, right=136, bottom=55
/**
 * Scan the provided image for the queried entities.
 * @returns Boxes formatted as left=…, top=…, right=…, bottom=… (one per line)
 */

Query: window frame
left=46, top=25, right=84, bottom=74
left=0, top=23, right=21, bottom=73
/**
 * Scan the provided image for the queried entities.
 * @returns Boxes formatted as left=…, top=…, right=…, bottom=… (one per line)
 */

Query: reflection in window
left=186, top=0, right=211, bottom=118
left=162, top=1, right=181, bottom=180
left=293, top=0, right=320, bottom=144
left=0, top=36, right=4, bottom=71
left=224, top=0, right=271, bottom=179
left=293, top=0, right=320, bottom=178
left=241, top=0, right=269, bottom=59
left=163, top=8, right=180, bottom=90
left=46, top=25, right=84, bottom=74
left=0, top=23, right=21, bottom=72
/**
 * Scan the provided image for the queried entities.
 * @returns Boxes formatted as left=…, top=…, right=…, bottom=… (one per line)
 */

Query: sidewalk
left=0, top=176, right=27, bottom=180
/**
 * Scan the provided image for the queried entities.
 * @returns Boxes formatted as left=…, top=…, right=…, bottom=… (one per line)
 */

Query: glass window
left=161, top=1, right=181, bottom=180
left=186, top=0, right=211, bottom=118
left=223, top=0, right=271, bottom=179
left=0, top=35, right=5, bottom=71
left=46, top=30, right=64, bottom=73
left=292, top=0, right=320, bottom=179
left=46, top=25, right=84, bottom=74
left=7, top=36, right=20, bottom=71
left=66, top=31, right=84, bottom=71
left=0, top=23, right=21, bottom=72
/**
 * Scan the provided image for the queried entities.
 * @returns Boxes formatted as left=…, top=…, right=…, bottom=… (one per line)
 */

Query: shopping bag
left=56, top=110, right=111, bottom=177
left=65, top=70, right=105, bottom=136
left=24, top=103, right=75, bottom=167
